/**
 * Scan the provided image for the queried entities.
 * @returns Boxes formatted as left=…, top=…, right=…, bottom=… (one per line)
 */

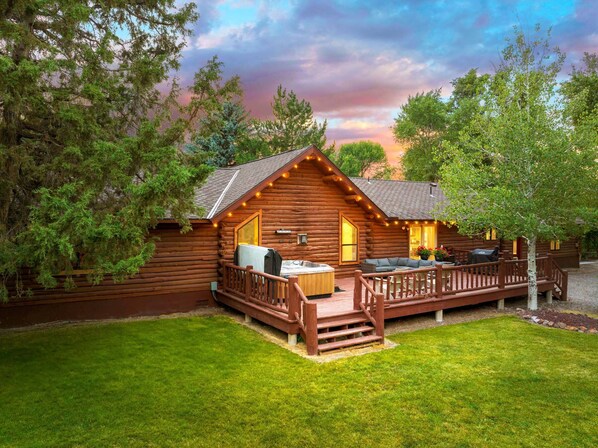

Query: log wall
left=1, top=224, right=219, bottom=327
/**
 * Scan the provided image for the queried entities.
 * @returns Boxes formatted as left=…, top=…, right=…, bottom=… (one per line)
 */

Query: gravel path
left=555, top=261, right=598, bottom=313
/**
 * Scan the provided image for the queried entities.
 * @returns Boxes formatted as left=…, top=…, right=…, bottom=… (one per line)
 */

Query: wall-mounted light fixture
left=275, top=229, right=292, bottom=235
left=297, top=234, right=308, bottom=245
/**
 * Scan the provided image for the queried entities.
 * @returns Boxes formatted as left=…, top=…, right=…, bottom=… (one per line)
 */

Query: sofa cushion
left=364, top=259, right=378, bottom=266
left=419, top=260, right=434, bottom=267
left=388, top=257, right=399, bottom=266
left=407, top=259, right=419, bottom=268
left=397, top=258, right=410, bottom=266
left=376, top=266, right=396, bottom=273
left=378, top=258, right=391, bottom=266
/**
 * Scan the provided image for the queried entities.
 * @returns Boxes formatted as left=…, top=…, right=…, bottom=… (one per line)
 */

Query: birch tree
left=439, top=26, right=598, bottom=309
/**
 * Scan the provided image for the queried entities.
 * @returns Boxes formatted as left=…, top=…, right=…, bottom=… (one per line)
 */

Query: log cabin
left=0, top=145, right=577, bottom=331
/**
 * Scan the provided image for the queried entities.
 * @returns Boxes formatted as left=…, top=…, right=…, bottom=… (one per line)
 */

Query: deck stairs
left=316, top=310, right=383, bottom=354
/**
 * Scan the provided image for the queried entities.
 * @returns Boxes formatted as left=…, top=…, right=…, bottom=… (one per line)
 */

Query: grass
left=1, top=316, right=597, bottom=447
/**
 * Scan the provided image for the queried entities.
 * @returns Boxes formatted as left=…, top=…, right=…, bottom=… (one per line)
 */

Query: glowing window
left=550, top=240, right=561, bottom=251
left=340, top=215, right=358, bottom=263
left=236, top=212, right=261, bottom=246
left=485, top=228, right=497, bottom=241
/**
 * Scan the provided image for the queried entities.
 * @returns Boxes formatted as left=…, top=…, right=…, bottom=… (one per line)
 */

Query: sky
left=177, top=0, right=598, bottom=164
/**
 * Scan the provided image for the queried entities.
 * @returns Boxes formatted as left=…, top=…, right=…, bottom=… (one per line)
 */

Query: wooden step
left=317, top=317, right=367, bottom=330
left=318, top=335, right=383, bottom=353
left=318, top=325, right=374, bottom=341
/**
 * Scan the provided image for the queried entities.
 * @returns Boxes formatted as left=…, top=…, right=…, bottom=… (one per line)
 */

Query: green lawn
left=1, top=316, right=597, bottom=447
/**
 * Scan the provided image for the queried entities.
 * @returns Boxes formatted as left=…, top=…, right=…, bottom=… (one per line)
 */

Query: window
left=512, top=240, right=518, bottom=256
left=235, top=211, right=261, bottom=247
left=409, top=224, right=437, bottom=258
left=340, top=214, right=358, bottom=263
left=550, top=240, right=561, bottom=251
left=485, top=228, right=497, bottom=241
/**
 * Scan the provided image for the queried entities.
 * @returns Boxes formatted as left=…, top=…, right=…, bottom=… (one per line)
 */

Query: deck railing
left=357, top=256, right=553, bottom=305
left=288, top=277, right=318, bottom=355
left=354, top=272, right=385, bottom=341
left=223, top=264, right=289, bottom=313
left=548, top=255, right=568, bottom=301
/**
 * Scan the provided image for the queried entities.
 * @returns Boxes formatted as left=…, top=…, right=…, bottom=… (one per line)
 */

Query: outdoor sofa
left=360, top=257, right=442, bottom=273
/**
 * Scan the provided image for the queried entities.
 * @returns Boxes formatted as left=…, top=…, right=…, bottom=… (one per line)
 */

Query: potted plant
left=433, top=247, right=449, bottom=261
left=416, top=245, right=433, bottom=260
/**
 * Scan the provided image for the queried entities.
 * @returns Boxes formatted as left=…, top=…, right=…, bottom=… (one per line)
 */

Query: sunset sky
left=178, top=0, right=597, bottom=164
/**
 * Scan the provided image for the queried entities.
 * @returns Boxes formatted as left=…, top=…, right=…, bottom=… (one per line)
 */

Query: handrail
left=287, top=277, right=318, bottom=355
left=355, top=271, right=385, bottom=341
left=549, top=256, right=568, bottom=301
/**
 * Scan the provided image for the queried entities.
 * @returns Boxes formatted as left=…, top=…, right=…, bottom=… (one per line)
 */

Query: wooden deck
left=217, top=256, right=568, bottom=355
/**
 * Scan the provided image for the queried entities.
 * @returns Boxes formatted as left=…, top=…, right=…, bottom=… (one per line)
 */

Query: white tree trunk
left=527, top=236, right=538, bottom=310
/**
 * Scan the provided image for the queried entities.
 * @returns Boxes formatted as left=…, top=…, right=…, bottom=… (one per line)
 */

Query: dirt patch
left=518, top=308, right=598, bottom=334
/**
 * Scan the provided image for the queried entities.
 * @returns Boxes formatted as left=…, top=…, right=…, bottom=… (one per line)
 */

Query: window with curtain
left=340, top=215, right=358, bottom=263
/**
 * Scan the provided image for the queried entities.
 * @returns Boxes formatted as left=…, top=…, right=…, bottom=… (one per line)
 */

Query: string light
left=242, top=202, right=247, bottom=207
left=227, top=212, right=233, bottom=217
left=256, top=192, right=261, bottom=198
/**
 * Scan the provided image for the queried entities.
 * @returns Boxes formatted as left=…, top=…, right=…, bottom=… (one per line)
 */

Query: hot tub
left=280, top=260, right=335, bottom=298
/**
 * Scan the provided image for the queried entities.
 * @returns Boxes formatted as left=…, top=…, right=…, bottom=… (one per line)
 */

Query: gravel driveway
left=559, top=261, right=598, bottom=312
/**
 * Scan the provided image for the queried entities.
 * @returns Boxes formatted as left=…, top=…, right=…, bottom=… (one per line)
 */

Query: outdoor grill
left=468, top=248, right=499, bottom=264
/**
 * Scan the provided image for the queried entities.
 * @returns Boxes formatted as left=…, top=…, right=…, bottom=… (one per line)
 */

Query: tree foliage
left=393, top=90, right=448, bottom=181
left=189, top=101, right=249, bottom=167
left=254, top=86, right=328, bottom=154
left=561, top=52, right=598, bottom=128
left=439, top=26, right=598, bottom=309
left=333, top=141, right=393, bottom=178
left=0, top=1, right=239, bottom=300
left=394, top=70, right=491, bottom=181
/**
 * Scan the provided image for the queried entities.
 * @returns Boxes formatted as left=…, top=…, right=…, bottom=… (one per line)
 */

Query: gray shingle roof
left=350, top=178, right=446, bottom=220
left=194, top=146, right=312, bottom=219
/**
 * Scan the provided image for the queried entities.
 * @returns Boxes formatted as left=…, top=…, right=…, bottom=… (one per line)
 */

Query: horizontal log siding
left=369, top=223, right=409, bottom=258
left=5, top=224, right=219, bottom=304
left=437, top=224, right=498, bottom=251
left=218, top=160, right=380, bottom=278
left=437, top=225, right=579, bottom=268
left=507, top=238, right=579, bottom=268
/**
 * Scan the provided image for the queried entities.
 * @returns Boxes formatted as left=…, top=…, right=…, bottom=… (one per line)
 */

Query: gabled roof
left=192, top=146, right=446, bottom=222
left=350, top=178, right=446, bottom=220
left=193, top=146, right=387, bottom=222
left=194, top=146, right=312, bottom=219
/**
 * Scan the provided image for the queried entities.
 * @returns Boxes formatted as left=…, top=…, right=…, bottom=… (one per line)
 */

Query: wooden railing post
left=545, top=253, right=553, bottom=280
left=244, top=265, right=253, bottom=302
left=374, top=292, right=385, bottom=341
left=288, top=276, right=299, bottom=321
left=354, top=270, right=363, bottom=310
left=435, top=263, right=443, bottom=299
left=305, top=302, right=318, bottom=356
left=498, top=258, right=505, bottom=289
left=561, top=271, right=568, bottom=301
left=222, top=264, right=229, bottom=291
